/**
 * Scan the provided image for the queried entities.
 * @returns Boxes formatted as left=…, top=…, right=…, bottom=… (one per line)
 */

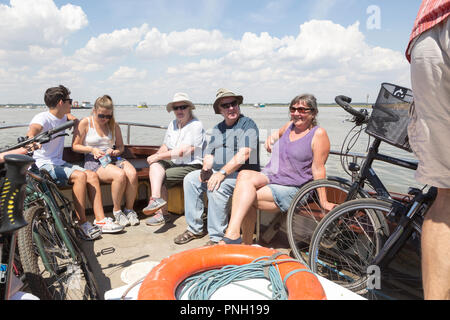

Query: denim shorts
left=39, top=163, right=86, bottom=187
left=267, top=184, right=301, bottom=213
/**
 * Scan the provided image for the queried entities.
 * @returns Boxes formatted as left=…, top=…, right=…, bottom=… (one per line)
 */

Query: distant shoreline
left=0, top=103, right=373, bottom=108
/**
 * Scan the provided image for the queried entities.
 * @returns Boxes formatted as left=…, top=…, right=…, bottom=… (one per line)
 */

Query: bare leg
left=149, top=162, right=165, bottom=198
left=240, top=186, right=280, bottom=245
left=69, top=170, right=88, bottom=224
left=85, top=170, right=106, bottom=221
left=421, top=188, right=450, bottom=300
left=96, top=165, right=126, bottom=212
left=223, top=170, right=270, bottom=241
left=122, top=161, right=138, bottom=210
left=241, top=206, right=257, bottom=245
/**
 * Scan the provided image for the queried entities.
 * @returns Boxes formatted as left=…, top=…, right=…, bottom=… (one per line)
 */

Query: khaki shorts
left=408, top=17, right=450, bottom=188
left=157, top=160, right=202, bottom=188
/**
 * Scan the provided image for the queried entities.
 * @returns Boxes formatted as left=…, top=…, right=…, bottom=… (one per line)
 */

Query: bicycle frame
left=25, top=172, right=79, bottom=275
left=372, top=187, right=436, bottom=268
left=345, top=138, right=418, bottom=201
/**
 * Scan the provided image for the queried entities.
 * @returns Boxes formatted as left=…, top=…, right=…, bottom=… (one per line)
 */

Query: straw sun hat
left=213, top=88, right=244, bottom=114
left=166, top=92, right=196, bottom=112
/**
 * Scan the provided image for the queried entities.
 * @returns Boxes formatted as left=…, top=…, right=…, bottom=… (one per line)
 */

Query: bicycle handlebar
left=0, top=120, right=74, bottom=153
left=335, top=95, right=369, bottom=125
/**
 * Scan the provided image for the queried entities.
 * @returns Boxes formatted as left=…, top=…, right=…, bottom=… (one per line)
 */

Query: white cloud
left=0, top=0, right=88, bottom=49
left=136, top=28, right=239, bottom=58
left=75, top=24, right=150, bottom=64
left=108, top=66, right=147, bottom=83
left=162, top=20, right=409, bottom=103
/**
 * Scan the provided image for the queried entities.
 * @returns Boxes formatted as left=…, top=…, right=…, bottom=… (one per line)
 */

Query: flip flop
left=221, top=236, right=242, bottom=244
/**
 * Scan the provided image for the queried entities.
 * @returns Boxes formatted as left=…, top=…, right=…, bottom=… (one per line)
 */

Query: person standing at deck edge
left=406, top=0, right=450, bottom=300
left=174, top=88, right=260, bottom=246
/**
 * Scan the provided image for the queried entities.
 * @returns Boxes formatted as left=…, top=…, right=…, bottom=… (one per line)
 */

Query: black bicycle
left=305, top=85, right=432, bottom=299
left=286, top=83, right=417, bottom=268
left=1, top=121, right=101, bottom=300
left=309, top=186, right=435, bottom=299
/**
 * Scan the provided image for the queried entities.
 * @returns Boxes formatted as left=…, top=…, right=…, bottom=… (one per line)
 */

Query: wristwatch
left=219, top=169, right=227, bottom=176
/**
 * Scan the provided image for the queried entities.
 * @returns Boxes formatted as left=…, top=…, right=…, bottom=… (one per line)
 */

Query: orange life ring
left=137, top=245, right=326, bottom=300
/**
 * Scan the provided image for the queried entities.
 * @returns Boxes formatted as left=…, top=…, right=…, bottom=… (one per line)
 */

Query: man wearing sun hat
left=174, top=88, right=260, bottom=246
left=143, top=92, right=206, bottom=225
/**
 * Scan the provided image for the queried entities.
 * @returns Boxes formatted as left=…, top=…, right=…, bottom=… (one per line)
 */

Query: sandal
left=174, top=230, right=206, bottom=245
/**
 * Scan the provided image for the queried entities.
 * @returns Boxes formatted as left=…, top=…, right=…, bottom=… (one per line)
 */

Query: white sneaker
left=79, top=221, right=102, bottom=240
left=94, top=217, right=124, bottom=234
left=113, top=210, right=130, bottom=227
left=125, top=209, right=140, bottom=226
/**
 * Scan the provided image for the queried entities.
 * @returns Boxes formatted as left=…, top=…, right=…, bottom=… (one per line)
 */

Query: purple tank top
left=262, top=125, right=319, bottom=186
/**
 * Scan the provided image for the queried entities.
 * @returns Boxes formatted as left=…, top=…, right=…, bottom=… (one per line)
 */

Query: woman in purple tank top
left=220, top=94, right=332, bottom=245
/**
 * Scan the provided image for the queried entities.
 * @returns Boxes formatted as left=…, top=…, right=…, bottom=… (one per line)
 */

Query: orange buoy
left=137, top=245, right=326, bottom=300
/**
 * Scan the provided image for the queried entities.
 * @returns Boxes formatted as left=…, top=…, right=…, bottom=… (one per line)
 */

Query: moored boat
left=72, top=101, right=93, bottom=109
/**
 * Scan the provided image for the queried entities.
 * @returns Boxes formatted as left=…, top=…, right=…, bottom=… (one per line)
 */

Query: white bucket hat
left=166, top=92, right=196, bottom=113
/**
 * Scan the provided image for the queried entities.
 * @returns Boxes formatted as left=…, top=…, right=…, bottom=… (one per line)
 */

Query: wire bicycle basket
left=366, top=83, right=413, bottom=152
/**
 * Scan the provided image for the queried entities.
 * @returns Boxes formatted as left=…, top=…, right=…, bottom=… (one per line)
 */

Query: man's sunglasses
left=289, top=106, right=312, bottom=114
left=97, top=114, right=113, bottom=119
left=220, top=100, right=239, bottom=109
left=63, top=98, right=73, bottom=105
left=173, top=105, right=189, bottom=111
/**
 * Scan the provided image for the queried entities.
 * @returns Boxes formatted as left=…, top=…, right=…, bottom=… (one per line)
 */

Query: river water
left=0, top=105, right=421, bottom=194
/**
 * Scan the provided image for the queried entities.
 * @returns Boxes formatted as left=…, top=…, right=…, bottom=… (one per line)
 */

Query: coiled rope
left=178, top=253, right=317, bottom=300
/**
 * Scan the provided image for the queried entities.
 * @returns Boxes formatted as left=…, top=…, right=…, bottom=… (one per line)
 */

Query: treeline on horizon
left=0, top=103, right=374, bottom=108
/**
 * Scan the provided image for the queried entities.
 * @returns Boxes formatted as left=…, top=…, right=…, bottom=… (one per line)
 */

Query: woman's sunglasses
left=289, top=106, right=312, bottom=114
left=173, top=105, right=189, bottom=111
left=97, top=114, right=113, bottom=119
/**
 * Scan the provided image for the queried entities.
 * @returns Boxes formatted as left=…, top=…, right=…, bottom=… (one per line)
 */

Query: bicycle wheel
left=18, top=205, right=100, bottom=300
left=308, top=198, right=390, bottom=295
left=286, top=178, right=367, bottom=265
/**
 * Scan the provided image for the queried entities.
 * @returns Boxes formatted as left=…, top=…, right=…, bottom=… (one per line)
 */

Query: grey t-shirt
left=205, top=115, right=260, bottom=172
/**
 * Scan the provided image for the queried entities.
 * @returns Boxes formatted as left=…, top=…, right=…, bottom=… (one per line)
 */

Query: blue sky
left=0, top=0, right=422, bottom=104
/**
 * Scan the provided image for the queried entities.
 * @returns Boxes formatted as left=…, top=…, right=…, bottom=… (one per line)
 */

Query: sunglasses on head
left=173, top=105, right=189, bottom=111
left=220, top=100, right=239, bottom=109
left=289, top=106, right=312, bottom=114
left=97, top=114, right=113, bottom=119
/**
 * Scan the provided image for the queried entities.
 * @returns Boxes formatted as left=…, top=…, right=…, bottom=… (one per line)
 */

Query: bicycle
left=286, top=83, right=417, bottom=267
left=305, top=85, right=432, bottom=299
left=1, top=121, right=101, bottom=300
left=308, top=186, right=435, bottom=299
left=0, top=153, right=45, bottom=300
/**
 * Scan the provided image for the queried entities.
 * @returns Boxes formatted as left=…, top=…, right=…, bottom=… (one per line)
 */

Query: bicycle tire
left=308, top=198, right=390, bottom=295
left=286, top=178, right=368, bottom=266
left=16, top=206, right=52, bottom=300
left=18, top=204, right=101, bottom=300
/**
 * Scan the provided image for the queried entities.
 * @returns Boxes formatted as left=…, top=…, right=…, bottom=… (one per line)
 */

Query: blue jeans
left=183, top=170, right=238, bottom=243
